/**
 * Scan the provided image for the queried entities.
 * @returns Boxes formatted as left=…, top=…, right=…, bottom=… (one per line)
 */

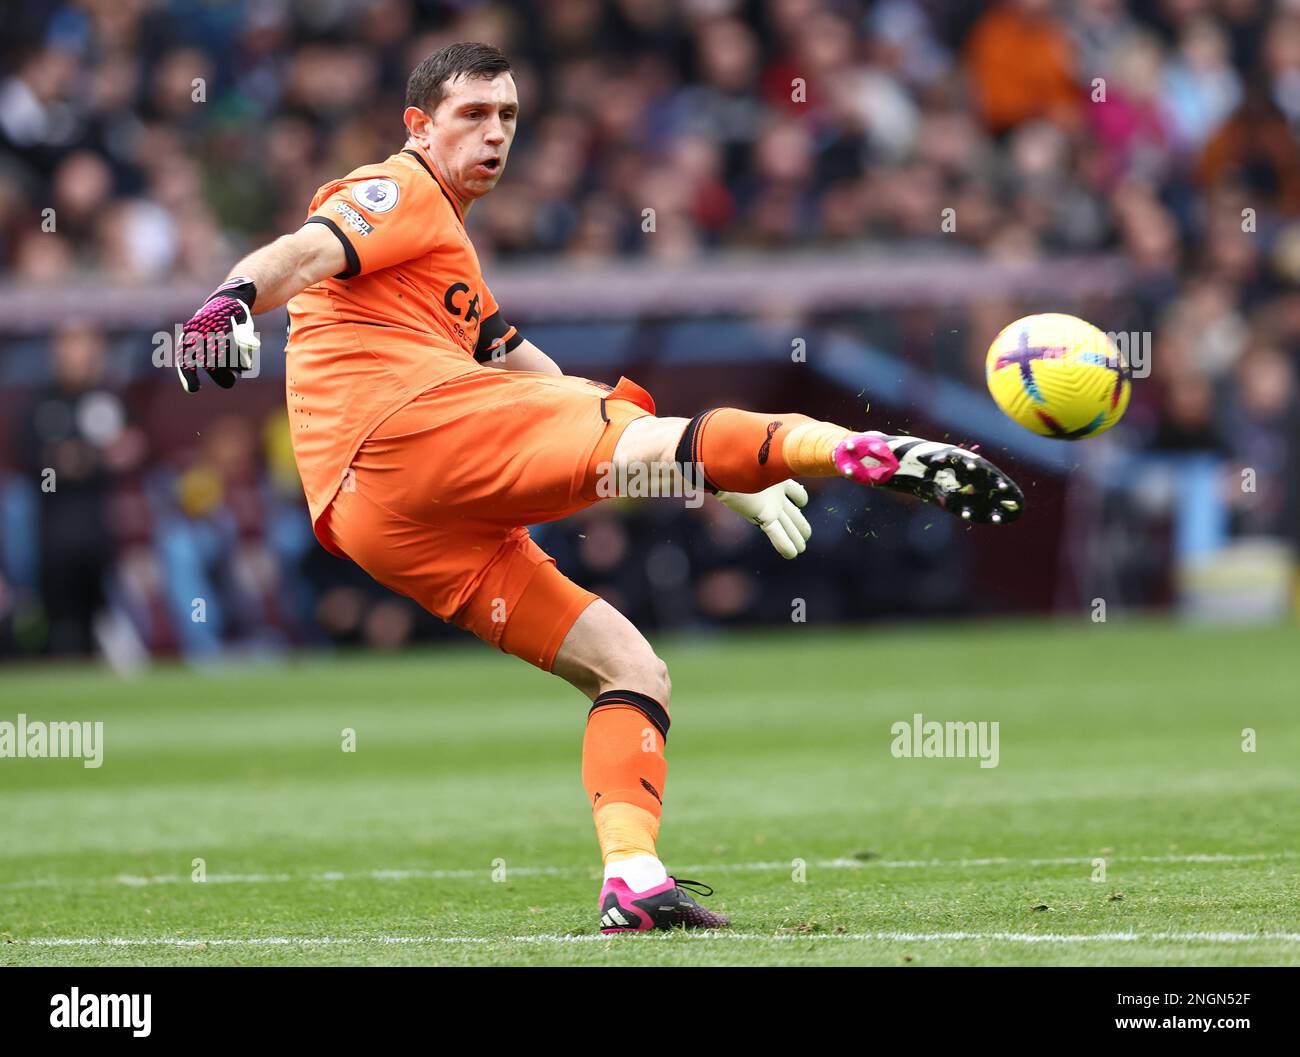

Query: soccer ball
left=985, top=313, right=1131, bottom=440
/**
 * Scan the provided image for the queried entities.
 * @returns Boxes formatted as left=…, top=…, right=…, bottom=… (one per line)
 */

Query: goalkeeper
left=174, top=43, right=1023, bottom=933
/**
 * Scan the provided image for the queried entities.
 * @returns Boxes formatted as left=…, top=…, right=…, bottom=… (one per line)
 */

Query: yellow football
left=985, top=313, right=1131, bottom=440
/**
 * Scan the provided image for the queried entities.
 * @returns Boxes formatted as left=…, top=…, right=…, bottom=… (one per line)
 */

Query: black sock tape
left=588, top=689, right=670, bottom=742
left=674, top=409, right=721, bottom=494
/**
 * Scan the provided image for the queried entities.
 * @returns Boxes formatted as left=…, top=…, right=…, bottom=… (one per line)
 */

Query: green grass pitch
left=1, top=619, right=1297, bottom=966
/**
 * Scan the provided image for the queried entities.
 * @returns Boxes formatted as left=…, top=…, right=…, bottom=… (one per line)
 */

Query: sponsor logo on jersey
left=352, top=178, right=400, bottom=214
left=331, top=200, right=373, bottom=236
left=443, top=282, right=481, bottom=322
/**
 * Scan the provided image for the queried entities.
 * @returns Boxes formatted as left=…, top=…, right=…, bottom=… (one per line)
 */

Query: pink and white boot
left=833, top=431, right=1024, bottom=525
left=598, top=876, right=731, bottom=933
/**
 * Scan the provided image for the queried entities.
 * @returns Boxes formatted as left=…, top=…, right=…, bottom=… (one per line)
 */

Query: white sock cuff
left=604, top=854, right=668, bottom=893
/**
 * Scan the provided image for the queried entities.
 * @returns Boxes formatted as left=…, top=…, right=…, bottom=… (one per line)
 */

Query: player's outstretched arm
left=174, top=223, right=346, bottom=393
left=224, top=222, right=347, bottom=314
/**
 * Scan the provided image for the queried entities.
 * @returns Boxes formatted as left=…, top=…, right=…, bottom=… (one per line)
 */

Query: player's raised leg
left=548, top=599, right=730, bottom=933
left=614, top=410, right=1025, bottom=524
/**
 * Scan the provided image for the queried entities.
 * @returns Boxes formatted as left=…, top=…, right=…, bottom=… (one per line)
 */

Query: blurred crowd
left=1, top=0, right=1298, bottom=657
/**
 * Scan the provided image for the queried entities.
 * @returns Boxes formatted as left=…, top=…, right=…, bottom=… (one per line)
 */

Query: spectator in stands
left=16, top=323, right=141, bottom=654
left=964, top=0, right=1081, bottom=135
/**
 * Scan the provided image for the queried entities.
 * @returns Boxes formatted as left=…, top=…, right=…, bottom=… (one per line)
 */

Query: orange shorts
left=318, top=369, right=655, bottom=670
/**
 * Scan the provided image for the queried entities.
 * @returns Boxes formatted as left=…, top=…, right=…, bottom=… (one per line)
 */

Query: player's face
left=417, top=72, right=518, bottom=208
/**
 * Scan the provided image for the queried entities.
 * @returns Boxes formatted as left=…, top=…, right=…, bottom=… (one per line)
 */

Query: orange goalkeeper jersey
left=285, top=142, right=521, bottom=530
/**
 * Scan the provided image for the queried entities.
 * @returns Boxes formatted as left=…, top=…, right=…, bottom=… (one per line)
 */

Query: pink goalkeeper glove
left=175, top=276, right=261, bottom=393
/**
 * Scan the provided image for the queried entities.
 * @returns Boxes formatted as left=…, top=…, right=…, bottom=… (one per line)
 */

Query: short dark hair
left=405, top=42, right=511, bottom=115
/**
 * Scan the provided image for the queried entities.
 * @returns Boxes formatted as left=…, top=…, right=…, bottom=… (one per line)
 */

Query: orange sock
left=581, top=689, right=669, bottom=863
left=675, top=408, right=851, bottom=491
left=594, top=803, right=660, bottom=863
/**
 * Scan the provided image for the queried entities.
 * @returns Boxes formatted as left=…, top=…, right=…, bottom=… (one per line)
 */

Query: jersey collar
left=402, top=143, right=465, bottom=226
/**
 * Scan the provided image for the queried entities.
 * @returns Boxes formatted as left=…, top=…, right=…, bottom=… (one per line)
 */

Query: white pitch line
left=820, top=852, right=1300, bottom=868
left=8, top=930, right=1300, bottom=948
left=1, top=851, right=1294, bottom=891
